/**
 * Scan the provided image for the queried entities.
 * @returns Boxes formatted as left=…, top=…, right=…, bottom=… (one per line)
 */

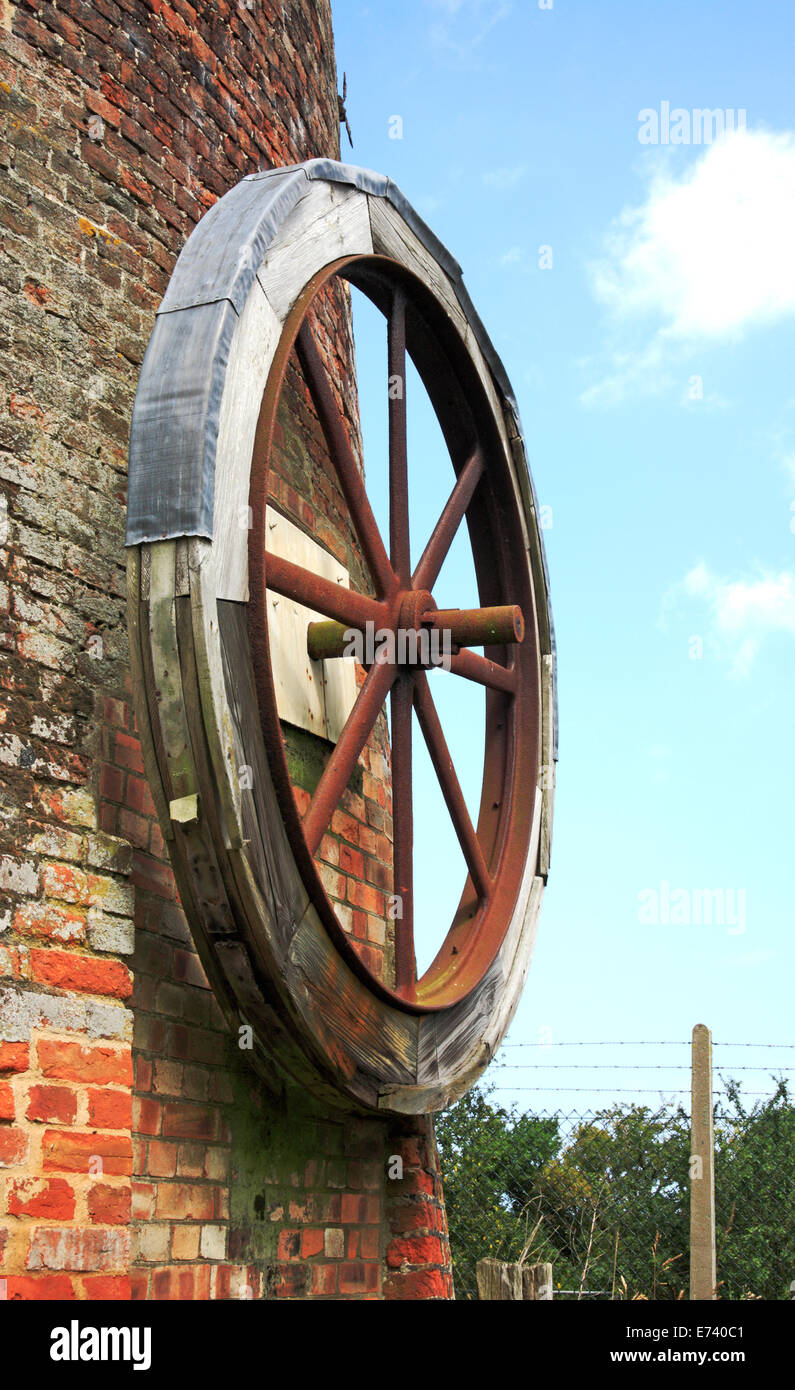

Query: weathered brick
left=27, top=1226, right=131, bottom=1272
left=42, top=1129, right=132, bottom=1176
left=26, top=1084, right=78, bottom=1125
left=0, top=1127, right=30, bottom=1167
left=7, top=1178, right=76, bottom=1220
left=37, top=1039, right=132, bottom=1085
left=30, top=947, right=132, bottom=998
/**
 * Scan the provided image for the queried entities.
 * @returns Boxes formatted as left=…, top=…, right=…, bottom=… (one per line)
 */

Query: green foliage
left=436, top=1080, right=794, bottom=1301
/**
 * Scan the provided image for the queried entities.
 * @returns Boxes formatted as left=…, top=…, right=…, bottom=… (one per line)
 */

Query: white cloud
left=780, top=453, right=795, bottom=490
left=483, top=164, right=528, bottom=191
left=499, top=245, right=524, bottom=266
left=583, top=128, right=795, bottom=405
left=428, top=0, right=511, bottom=66
left=669, top=561, right=795, bottom=676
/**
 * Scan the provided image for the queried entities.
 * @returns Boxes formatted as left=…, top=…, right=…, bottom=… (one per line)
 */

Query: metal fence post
left=690, top=1023, right=717, bottom=1299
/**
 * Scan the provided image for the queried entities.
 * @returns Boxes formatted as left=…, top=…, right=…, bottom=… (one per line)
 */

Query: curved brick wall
left=0, top=0, right=453, bottom=1299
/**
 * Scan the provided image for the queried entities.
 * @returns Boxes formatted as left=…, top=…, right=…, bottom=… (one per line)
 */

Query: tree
left=436, top=1081, right=794, bottom=1300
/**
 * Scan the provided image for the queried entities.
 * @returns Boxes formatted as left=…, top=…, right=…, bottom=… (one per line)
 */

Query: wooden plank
left=265, top=509, right=358, bottom=741
left=507, top=427, right=553, bottom=661
left=214, top=281, right=282, bottom=602
left=539, top=654, right=555, bottom=879
left=481, top=872, right=545, bottom=1062
left=186, top=539, right=243, bottom=850
left=147, top=541, right=197, bottom=805
left=257, top=182, right=373, bottom=322
left=217, top=597, right=309, bottom=941
left=286, top=904, right=419, bottom=1098
left=125, top=547, right=173, bottom=839
left=369, top=197, right=468, bottom=339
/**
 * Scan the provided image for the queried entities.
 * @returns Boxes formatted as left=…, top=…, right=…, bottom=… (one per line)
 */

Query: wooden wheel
left=126, top=160, right=556, bottom=1113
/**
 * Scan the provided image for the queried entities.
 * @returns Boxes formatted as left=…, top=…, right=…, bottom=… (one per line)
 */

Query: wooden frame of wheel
left=126, top=163, right=556, bottom=1114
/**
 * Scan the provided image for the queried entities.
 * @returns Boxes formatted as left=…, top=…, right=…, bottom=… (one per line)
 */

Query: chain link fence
left=436, top=1079, right=794, bottom=1300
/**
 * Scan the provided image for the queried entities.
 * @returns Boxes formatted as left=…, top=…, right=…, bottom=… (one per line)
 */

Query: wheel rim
left=248, top=253, right=542, bottom=1013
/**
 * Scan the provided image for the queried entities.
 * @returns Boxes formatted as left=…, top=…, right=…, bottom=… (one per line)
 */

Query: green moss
left=281, top=719, right=363, bottom=798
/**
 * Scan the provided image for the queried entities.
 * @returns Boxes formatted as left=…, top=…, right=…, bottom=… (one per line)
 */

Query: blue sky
left=330, top=0, right=795, bottom=1110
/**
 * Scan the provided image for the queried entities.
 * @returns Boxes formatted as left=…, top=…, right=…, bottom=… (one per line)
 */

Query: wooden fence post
left=690, top=1023, right=717, bottom=1300
left=476, top=1258, right=521, bottom=1299
left=476, top=1258, right=554, bottom=1300
left=522, top=1262, right=553, bottom=1300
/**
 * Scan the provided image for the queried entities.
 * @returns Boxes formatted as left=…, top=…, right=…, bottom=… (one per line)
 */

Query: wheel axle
left=307, top=603, right=525, bottom=662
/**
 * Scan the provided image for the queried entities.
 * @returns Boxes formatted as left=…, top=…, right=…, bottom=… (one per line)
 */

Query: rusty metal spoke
left=388, top=289, right=411, bottom=588
left=390, top=674, right=415, bottom=993
left=413, top=671, right=491, bottom=902
left=447, top=647, right=517, bottom=695
left=412, top=447, right=484, bottom=592
left=266, top=552, right=387, bottom=631
left=296, top=321, right=397, bottom=601
left=302, top=655, right=396, bottom=855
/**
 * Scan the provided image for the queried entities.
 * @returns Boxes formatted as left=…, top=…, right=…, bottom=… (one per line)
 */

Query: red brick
left=340, top=1193, right=366, bottom=1223
left=27, top=1084, right=77, bottom=1125
left=310, top=1263, right=337, bottom=1296
left=87, top=1183, right=131, bottom=1224
left=301, top=1228, right=324, bottom=1258
left=37, top=1040, right=132, bottom=1086
left=0, top=1081, right=14, bottom=1120
left=339, top=843, right=364, bottom=878
left=7, top=1178, right=75, bottom=1220
left=338, top=1260, right=379, bottom=1295
left=402, top=1169, right=434, bottom=1197
left=82, top=1275, right=131, bottom=1299
left=30, top=948, right=132, bottom=998
left=386, top=1235, right=444, bottom=1269
left=131, top=851, right=174, bottom=898
left=162, top=1101, right=217, bottom=1140
left=331, top=810, right=359, bottom=843
left=133, top=1097, right=161, bottom=1135
left=388, top=1200, right=437, bottom=1234
left=131, top=1181, right=156, bottom=1220
left=100, top=763, right=124, bottom=803
left=27, top=1226, right=130, bottom=1272
left=87, top=1087, right=132, bottom=1129
left=274, top=1263, right=307, bottom=1297
left=0, top=1041, right=29, bottom=1073
left=103, top=696, right=130, bottom=728
left=384, top=1268, right=447, bottom=1299
left=6, top=1275, right=76, bottom=1300
left=42, top=1130, right=132, bottom=1176
left=147, top=1139, right=177, bottom=1177
left=113, top=730, right=144, bottom=772
left=13, top=900, right=86, bottom=941
left=126, top=777, right=157, bottom=819
left=154, top=1182, right=214, bottom=1220
left=346, top=880, right=383, bottom=914
left=0, top=1127, right=29, bottom=1167
left=41, top=862, right=88, bottom=904
left=278, top=1229, right=300, bottom=1260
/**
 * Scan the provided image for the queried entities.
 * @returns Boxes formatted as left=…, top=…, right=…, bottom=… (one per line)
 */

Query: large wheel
left=126, top=160, right=556, bottom=1113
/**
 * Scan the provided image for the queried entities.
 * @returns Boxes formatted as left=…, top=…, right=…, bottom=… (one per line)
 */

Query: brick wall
left=0, top=0, right=453, bottom=1299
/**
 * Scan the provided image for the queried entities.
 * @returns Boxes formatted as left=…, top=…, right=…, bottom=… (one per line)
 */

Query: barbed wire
left=495, top=1063, right=794, bottom=1071
left=489, top=1087, right=784, bottom=1096
left=502, top=1040, right=795, bottom=1048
